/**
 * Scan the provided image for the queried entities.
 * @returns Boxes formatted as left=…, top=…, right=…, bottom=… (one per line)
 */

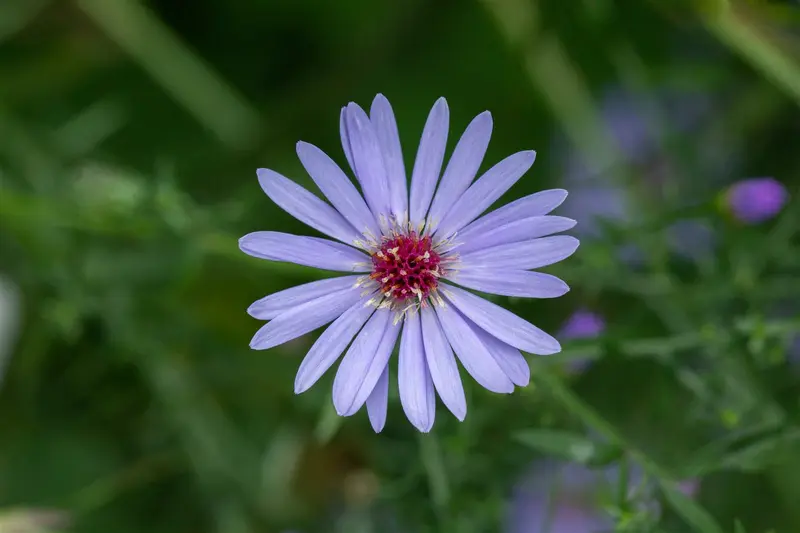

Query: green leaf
left=719, top=428, right=800, bottom=473
left=514, top=429, right=619, bottom=465
left=660, top=482, right=724, bottom=533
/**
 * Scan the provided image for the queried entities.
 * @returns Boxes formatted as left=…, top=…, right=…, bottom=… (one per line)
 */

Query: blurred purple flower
left=556, top=87, right=734, bottom=264
left=677, top=478, right=700, bottom=498
left=726, top=177, right=788, bottom=224
left=507, top=461, right=613, bottom=533
left=508, top=459, right=662, bottom=533
left=560, top=310, right=605, bottom=340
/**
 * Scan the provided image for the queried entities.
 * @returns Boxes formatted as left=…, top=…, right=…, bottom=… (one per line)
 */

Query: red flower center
left=370, top=232, right=442, bottom=302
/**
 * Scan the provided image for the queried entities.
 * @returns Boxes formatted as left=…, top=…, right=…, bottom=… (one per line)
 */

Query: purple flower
left=677, top=479, right=700, bottom=498
left=726, top=177, right=788, bottom=224
left=560, top=309, right=605, bottom=340
left=507, top=461, right=613, bottom=533
left=508, top=460, right=665, bottom=533
left=240, top=95, right=579, bottom=432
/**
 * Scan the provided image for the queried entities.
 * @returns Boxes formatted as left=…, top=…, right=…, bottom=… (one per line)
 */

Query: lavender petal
left=296, top=141, right=380, bottom=237
left=442, top=282, right=561, bottom=355
left=399, top=311, right=436, bottom=432
left=249, top=286, right=362, bottom=351
left=294, top=295, right=376, bottom=393
left=239, top=231, right=370, bottom=272
left=458, top=235, right=579, bottom=271
left=458, top=189, right=568, bottom=240
left=436, top=150, right=536, bottom=239
left=345, top=103, right=391, bottom=221
left=257, top=168, right=361, bottom=246
left=333, top=310, right=400, bottom=416
left=370, top=94, right=408, bottom=224
left=468, top=321, right=530, bottom=386
left=248, top=275, right=361, bottom=320
left=448, top=269, right=569, bottom=299
left=366, top=366, right=389, bottom=433
left=434, top=305, right=514, bottom=393
left=339, top=107, right=356, bottom=174
left=455, top=215, right=576, bottom=254
left=420, top=307, right=467, bottom=420
left=426, top=111, right=492, bottom=230
left=409, top=97, right=449, bottom=230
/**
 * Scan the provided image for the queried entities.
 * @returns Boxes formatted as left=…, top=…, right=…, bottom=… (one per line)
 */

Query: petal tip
left=541, top=340, right=562, bottom=355
left=238, top=234, right=253, bottom=252
left=293, top=380, right=308, bottom=395
left=246, top=303, right=262, bottom=318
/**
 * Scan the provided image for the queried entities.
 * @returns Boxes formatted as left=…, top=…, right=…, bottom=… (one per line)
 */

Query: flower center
left=370, top=232, right=442, bottom=303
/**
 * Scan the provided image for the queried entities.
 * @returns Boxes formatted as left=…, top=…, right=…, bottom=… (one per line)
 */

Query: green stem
left=534, top=367, right=725, bottom=533
left=705, top=8, right=800, bottom=107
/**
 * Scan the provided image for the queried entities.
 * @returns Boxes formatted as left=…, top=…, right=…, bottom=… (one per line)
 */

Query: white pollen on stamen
left=400, top=269, right=407, bottom=276
left=422, top=251, right=430, bottom=260
left=381, top=276, right=391, bottom=283
left=434, top=293, right=446, bottom=308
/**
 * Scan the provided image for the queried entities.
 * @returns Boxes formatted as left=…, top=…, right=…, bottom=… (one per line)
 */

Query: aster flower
left=725, top=177, right=788, bottom=224
left=240, top=95, right=578, bottom=432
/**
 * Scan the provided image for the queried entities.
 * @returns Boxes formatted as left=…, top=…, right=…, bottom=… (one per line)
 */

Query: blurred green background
left=1, top=0, right=799, bottom=532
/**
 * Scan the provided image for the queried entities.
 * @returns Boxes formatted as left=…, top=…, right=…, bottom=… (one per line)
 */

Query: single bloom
left=725, top=177, right=788, bottom=224
left=239, top=95, right=579, bottom=432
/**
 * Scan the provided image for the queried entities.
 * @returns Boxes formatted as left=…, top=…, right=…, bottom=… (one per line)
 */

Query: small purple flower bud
left=726, top=178, right=788, bottom=224
left=560, top=310, right=605, bottom=340
left=677, top=479, right=700, bottom=498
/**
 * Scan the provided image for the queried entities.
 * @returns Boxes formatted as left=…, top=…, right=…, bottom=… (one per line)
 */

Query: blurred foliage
left=0, top=0, right=799, bottom=532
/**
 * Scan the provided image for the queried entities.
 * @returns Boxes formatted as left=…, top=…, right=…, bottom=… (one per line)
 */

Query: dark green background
left=1, top=0, right=799, bottom=532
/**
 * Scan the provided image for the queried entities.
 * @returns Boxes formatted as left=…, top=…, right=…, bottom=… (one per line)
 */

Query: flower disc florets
left=370, top=231, right=442, bottom=304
